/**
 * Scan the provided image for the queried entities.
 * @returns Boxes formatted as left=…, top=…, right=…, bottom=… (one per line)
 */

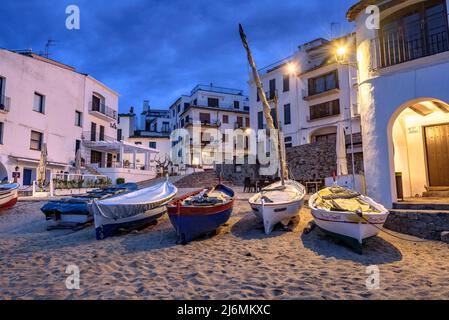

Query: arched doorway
left=389, top=98, right=449, bottom=200
left=0, top=162, right=8, bottom=182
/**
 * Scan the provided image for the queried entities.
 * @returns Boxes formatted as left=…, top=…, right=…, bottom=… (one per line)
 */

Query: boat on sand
left=0, top=183, right=20, bottom=211
left=167, top=184, right=235, bottom=244
left=91, top=180, right=177, bottom=240
left=309, top=185, right=389, bottom=253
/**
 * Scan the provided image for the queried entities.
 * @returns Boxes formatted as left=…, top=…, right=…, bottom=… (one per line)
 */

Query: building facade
left=0, top=49, right=155, bottom=186
left=169, top=84, right=250, bottom=169
left=249, top=35, right=362, bottom=183
left=348, top=0, right=449, bottom=207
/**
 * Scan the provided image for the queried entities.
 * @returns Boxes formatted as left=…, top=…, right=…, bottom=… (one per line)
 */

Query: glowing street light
left=286, top=62, right=298, bottom=75
left=335, top=46, right=348, bottom=64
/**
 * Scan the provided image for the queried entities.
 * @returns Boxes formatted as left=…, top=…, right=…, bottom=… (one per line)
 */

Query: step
left=393, top=202, right=449, bottom=211
left=423, top=191, right=449, bottom=197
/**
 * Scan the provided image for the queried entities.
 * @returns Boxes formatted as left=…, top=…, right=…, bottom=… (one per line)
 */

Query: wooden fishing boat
left=91, top=180, right=177, bottom=240
left=309, top=185, right=389, bottom=252
left=42, top=183, right=138, bottom=229
left=239, top=24, right=306, bottom=234
left=0, top=183, right=20, bottom=210
left=249, top=180, right=305, bottom=234
left=167, top=184, right=235, bottom=244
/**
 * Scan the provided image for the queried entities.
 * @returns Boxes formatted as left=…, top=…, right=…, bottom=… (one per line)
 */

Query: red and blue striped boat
left=167, top=184, right=235, bottom=244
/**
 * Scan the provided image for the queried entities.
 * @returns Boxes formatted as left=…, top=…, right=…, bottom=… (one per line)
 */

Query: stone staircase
left=385, top=201, right=449, bottom=241
left=423, top=186, right=449, bottom=198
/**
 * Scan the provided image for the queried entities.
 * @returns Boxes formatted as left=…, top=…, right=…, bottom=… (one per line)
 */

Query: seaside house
left=248, top=35, right=362, bottom=187
left=0, top=49, right=157, bottom=187
left=347, top=0, right=449, bottom=207
left=118, top=101, right=171, bottom=176
left=169, top=84, right=250, bottom=171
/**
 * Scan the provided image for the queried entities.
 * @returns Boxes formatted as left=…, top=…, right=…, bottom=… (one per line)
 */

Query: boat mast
left=239, top=24, right=288, bottom=186
left=273, top=95, right=286, bottom=186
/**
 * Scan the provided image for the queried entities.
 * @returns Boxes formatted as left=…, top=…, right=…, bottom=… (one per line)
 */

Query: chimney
left=143, top=100, right=150, bottom=112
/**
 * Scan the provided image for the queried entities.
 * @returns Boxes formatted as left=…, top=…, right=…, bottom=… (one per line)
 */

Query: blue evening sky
left=0, top=0, right=355, bottom=113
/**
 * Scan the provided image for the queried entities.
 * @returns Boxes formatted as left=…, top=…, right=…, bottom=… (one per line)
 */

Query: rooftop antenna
left=331, top=22, right=340, bottom=40
left=44, top=38, right=58, bottom=58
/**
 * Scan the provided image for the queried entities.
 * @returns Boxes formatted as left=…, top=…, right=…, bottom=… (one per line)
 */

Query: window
left=269, top=79, right=276, bottom=99
left=223, top=115, right=229, bottom=124
left=308, top=71, right=338, bottom=96
left=285, top=136, right=293, bottom=149
left=309, top=99, right=340, bottom=120
left=91, top=122, right=97, bottom=141
left=180, top=118, right=185, bottom=127
left=245, top=117, right=250, bottom=127
left=315, top=133, right=337, bottom=143
left=99, top=125, right=105, bottom=141
left=283, top=74, right=290, bottom=92
left=162, top=122, right=170, bottom=132
left=258, top=111, right=264, bottom=129
left=75, top=111, right=83, bottom=127
left=33, top=92, right=45, bottom=113
left=135, top=142, right=142, bottom=145
left=193, top=99, right=197, bottom=105
left=222, top=133, right=229, bottom=143
left=0, top=77, right=5, bottom=108
left=177, top=104, right=181, bottom=113
left=284, top=104, right=291, bottom=125
left=270, top=108, right=278, bottom=129
left=234, top=101, right=240, bottom=109
left=257, top=90, right=260, bottom=102
left=199, top=113, right=211, bottom=124
left=30, top=130, right=43, bottom=150
left=149, top=141, right=157, bottom=149
left=0, top=122, right=3, bottom=144
left=236, top=116, right=243, bottom=128
left=75, top=139, right=81, bottom=155
left=244, top=106, right=250, bottom=111
left=91, top=150, right=102, bottom=165
left=117, top=129, right=122, bottom=141
left=208, top=98, right=219, bottom=108
left=184, top=102, right=190, bottom=110
left=91, top=95, right=102, bottom=112
left=172, top=109, right=175, bottom=117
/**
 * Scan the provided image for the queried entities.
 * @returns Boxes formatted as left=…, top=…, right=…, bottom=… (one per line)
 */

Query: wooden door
left=425, top=124, right=449, bottom=186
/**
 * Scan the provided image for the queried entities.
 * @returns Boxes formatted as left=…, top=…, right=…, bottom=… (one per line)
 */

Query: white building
left=249, top=35, right=361, bottom=155
left=0, top=49, right=156, bottom=186
left=118, top=103, right=171, bottom=175
left=348, top=0, right=449, bottom=207
left=169, top=84, right=250, bottom=169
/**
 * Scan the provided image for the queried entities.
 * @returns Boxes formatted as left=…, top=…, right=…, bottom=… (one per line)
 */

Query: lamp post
left=335, top=46, right=357, bottom=189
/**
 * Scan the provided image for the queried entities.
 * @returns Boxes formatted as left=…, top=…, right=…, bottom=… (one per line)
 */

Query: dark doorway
left=425, top=123, right=449, bottom=186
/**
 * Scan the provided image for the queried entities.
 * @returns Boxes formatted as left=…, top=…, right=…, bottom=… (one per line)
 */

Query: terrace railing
left=371, top=29, right=449, bottom=70
left=89, top=101, right=117, bottom=120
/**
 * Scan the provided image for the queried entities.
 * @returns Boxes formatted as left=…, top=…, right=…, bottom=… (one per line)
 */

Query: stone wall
left=286, top=134, right=364, bottom=183
left=217, top=133, right=364, bottom=186
left=385, top=210, right=449, bottom=240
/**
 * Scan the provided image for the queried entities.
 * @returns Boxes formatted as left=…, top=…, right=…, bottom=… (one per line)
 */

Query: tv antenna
left=44, top=38, right=58, bottom=58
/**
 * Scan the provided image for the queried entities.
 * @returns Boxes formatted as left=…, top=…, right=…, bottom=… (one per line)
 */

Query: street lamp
left=335, top=45, right=357, bottom=190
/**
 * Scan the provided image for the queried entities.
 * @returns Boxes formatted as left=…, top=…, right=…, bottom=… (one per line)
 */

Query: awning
left=82, top=140, right=159, bottom=154
left=9, top=156, right=68, bottom=167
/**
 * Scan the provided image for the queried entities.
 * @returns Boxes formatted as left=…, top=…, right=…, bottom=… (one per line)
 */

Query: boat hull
left=250, top=198, right=304, bottom=235
left=95, top=205, right=167, bottom=240
left=167, top=185, right=234, bottom=244
left=309, top=193, right=389, bottom=245
left=0, top=188, right=18, bottom=211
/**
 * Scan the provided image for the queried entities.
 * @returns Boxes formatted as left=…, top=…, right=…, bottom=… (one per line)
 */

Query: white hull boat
left=0, top=183, right=19, bottom=211
left=249, top=180, right=306, bottom=234
left=91, top=180, right=177, bottom=240
left=309, top=186, right=389, bottom=251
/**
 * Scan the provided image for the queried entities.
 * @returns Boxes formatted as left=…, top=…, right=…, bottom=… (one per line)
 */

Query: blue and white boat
left=91, top=180, right=177, bottom=240
left=42, top=183, right=138, bottom=228
left=167, top=184, right=235, bottom=244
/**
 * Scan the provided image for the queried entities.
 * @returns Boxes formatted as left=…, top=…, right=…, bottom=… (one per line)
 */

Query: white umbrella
left=336, top=124, right=348, bottom=176
left=37, top=143, right=48, bottom=190
left=75, top=148, right=82, bottom=175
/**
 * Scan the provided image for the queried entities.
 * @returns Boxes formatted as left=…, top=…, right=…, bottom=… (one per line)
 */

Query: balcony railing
left=0, top=95, right=11, bottom=112
left=89, top=101, right=117, bottom=120
left=371, top=29, right=449, bottom=70
left=82, top=131, right=118, bottom=143
left=184, top=119, right=221, bottom=128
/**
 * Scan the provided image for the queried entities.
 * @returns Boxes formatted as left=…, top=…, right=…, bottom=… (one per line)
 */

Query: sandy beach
left=0, top=190, right=448, bottom=300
